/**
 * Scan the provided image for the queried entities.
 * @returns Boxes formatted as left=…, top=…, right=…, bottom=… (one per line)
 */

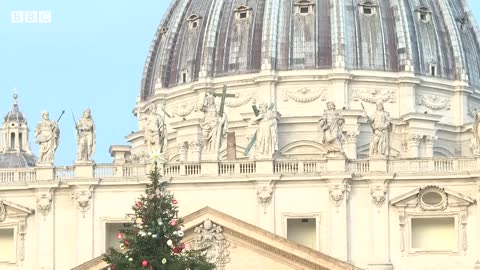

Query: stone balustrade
left=0, top=157, right=478, bottom=184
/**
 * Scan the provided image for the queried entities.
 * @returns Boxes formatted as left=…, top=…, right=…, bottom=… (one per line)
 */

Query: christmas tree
left=104, top=163, right=216, bottom=270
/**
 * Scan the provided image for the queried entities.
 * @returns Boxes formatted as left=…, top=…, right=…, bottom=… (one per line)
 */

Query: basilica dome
left=141, top=0, right=480, bottom=100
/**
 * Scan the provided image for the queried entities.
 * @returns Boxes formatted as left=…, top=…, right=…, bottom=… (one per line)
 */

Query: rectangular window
left=430, top=64, right=437, bottom=76
left=0, top=228, right=15, bottom=262
left=363, top=7, right=372, bottom=15
left=300, top=7, right=309, bottom=15
left=105, top=223, right=128, bottom=252
left=239, top=12, right=247, bottom=19
left=287, top=218, right=316, bottom=249
left=411, top=217, right=455, bottom=251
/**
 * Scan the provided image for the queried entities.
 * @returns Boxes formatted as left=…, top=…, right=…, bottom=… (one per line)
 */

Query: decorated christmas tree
left=104, top=163, right=216, bottom=270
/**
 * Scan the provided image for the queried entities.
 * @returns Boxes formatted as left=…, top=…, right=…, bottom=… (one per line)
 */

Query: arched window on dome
left=234, top=5, right=252, bottom=21
left=359, top=1, right=377, bottom=16
left=416, top=6, right=432, bottom=23
left=160, top=26, right=168, bottom=37
left=294, top=0, right=314, bottom=16
left=187, top=15, right=202, bottom=30
left=10, top=132, right=15, bottom=150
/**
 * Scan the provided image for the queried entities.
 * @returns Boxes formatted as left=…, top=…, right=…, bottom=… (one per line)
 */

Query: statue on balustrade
left=34, top=111, right=60, bottom=165
left=245, top=100, right=278, bottom=159
left=471, top=109, right=480, bottom=156
left=363, top=101, right=392, bottom=157
left=319, top=102, right=345, bottom=156
left=75, top=108, right=96, bottom=162
left=144, top=104, right=167, bottom=156
left=200, top=92, right=228, bottom=153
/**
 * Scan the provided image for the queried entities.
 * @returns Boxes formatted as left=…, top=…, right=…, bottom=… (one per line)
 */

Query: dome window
left=456, top=17, right=469, bottom=32
left=181, top=70, right=190, bottom=84
left=160, top=26, right=168, bottom=36
left=234, top=5, right=252, bottom=20
left=359, top=1, right=377, bottom=16
left=187, top=15, right=202, bottom=30
left=295, top=0, right=314, bottom=16
left=416, top=7, right=431, bottom=23
left=429, top=64, right=437, bottom=76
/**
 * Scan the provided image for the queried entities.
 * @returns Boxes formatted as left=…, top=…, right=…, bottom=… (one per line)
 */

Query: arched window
left=416, top=6, right=432, bottom=23
left=10, top=132, right=15, bottom=149
left=18, top=133, right=23, bottom=150
left=187, top=15, right=202, bottom=30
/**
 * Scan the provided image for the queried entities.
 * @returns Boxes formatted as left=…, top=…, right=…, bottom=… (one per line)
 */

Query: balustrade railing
left=0, top=157, right=478, bottom=184
left=55, top=166, right=74, bottom=180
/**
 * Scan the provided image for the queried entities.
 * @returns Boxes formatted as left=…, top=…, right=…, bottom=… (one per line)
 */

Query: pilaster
left=327, top=177, right=351, bottom=261
left=71, top=184, right=96, bottom=265
left=366, top=176, right=394, bottom=270
left=35, top=188, right=55, bottom=270
left=256, top=180, right=275, bottom=233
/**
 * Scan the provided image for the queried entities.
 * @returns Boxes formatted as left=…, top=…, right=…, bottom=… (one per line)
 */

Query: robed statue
left=319, top=102, right=345, bottom=155
left=75, top=108, right=96, bottom=162
left=144, top=104, right=167, bottom=155
left=363, top=101, right=392, bottom=157
left=35, top=111, right=60, bottom=165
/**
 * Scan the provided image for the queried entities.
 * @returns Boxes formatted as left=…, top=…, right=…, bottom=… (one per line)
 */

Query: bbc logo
left=11, top=11, right=52, bottom=24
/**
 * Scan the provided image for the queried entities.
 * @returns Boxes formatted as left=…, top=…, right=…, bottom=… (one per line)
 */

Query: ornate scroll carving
left=329, top=183, right=350, bottom=207
left=0, top=201, right=6, bottom=222
left=370, top=184, right=387, bottom=208
left=352, top=89, right=396, bottom=103
left=71, top=188, right=93, bottom=218
left=461, top=212, right=468, bottom=255
left=36, top=192, right=53, bottom=219
left=193, top=219, right=231, bottom=270
left=283, top=88, right=326, bottom=103
left=257, top=182, right=274, bottom=213
left=416, top=94, right=451, bottom=110
left=418, top=186, right=447, bottom=211
left=173, top=100, right=196, bottom=118
left=225, top=92, right=255, bottom=108
left=467, top=103, right=479, bottom=118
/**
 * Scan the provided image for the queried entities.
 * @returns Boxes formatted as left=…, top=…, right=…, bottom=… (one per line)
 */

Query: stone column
left=407, top=134, right=421, bottom=158
left=367, top=179, right=393, bottom=270
left=256, top=181, right=275, bottom=233
left=475, top=180, right=480, bottom=269
left=327, top=177, right=351, bottom=261
left=344, top=131, right=359, bottom=159
left=71, top=185, right=95, bottom=265
left=35, top=188, right=55, bottom=270
left=423, top=135, right=437, bottom=158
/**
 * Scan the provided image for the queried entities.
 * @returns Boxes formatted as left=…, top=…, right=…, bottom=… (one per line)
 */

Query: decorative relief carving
left=329, top=183, right=350, bottom=207
left=467, top=103, right=479, bottom=118
left=352, top=89, right=396, bottom=103
left=416, top=94, right=451, bottom=110
left=283, top=88, right=326, bottom=103
left=370, top=185, right=387, bottom=208
left=407, top=134, right=423, bottom=145
left=225, top=92, right=255, bottom=108
left=173, top=99, right=196, bottom=118
left=71, top=188, right=93, bottom=218
left=257, top=182, right=274, bottom=213
left=418, top=186, right=447, bottom=211
left=193, top=219, right=231, bottom=270
left=0, top=201, right=6, bottom=222
left=461, top=212, right=468, bottom=255
left=345, top=131, right=359, bottom=144
left=36, top=192, right=53, bottom=219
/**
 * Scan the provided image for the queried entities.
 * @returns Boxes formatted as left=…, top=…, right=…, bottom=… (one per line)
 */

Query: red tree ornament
left=136, top=201, right=142, bottom=208
left=170, top=219, right=177, bottom=226
left=142, top=260, right=148, bottom=267
left=116, top=233, right=123, bottom=240
left=172, top=199, right=178, bottom=205
left=173, top=247, right=180, bottom=254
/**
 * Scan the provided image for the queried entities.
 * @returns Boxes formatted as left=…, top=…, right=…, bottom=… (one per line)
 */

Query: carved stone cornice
left=352, top=89, right=396, bottom=104
left=416, top=94, right=451, bottom=110
left=283, top=88, right=326, bottom=103
left=193, top=219, right=231, bottom=270
left=71, top=187, right=93, bottom=218
left=407, top=134, right=423, bottom=145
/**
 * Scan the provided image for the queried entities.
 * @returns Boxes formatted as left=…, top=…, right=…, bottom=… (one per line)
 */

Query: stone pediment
left=0, top=199, right=34, bottom=221
left=390, top=186, right=475, bottom=210
left=182, top=207, right=363, bottom=270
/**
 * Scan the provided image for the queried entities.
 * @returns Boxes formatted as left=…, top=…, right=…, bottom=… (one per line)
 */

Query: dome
left=0, top=152, right=36, bottom=169
left=4, top=94, right=25, bottom=122
left=141, top=0, right=480, bottom=100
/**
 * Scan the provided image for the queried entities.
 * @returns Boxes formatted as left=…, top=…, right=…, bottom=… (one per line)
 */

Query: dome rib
left=140, top=0, right=480, bottom=101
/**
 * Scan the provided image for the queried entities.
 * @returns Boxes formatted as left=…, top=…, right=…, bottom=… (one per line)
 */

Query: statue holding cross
left=200, top=85, right=235, bottom=160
